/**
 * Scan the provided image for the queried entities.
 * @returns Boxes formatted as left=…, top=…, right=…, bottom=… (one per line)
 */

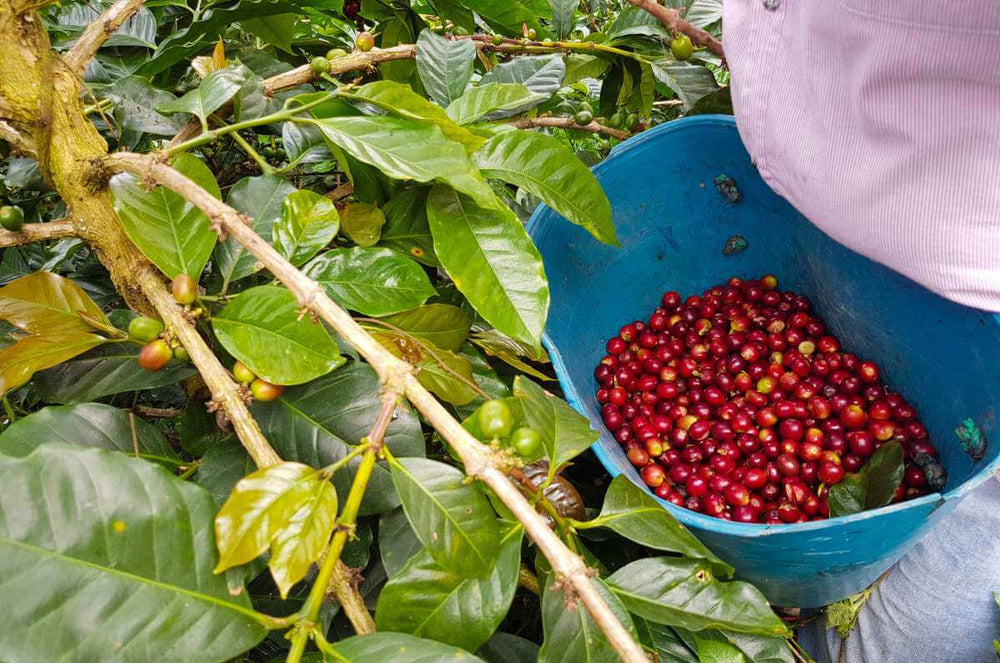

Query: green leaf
left=457, top=0, right=543, bottom=36
left=480, top=54, right=566, bottom=98
left=389, top=457, right=502, bottom=577
left=539, top=575, right=635, bottom=663
left=474, top=129, right=617, bottom=245
left=157, top=66, right=246, bottom=127
left=347, top=81, right=484, bottom=154
left=105, top=76, right=187, bottom=136
left=308, top=115, right=500, bottom=210
left=340, top=202, right=386, bottom=248
left=110, top=153, right=219, bottom=279
left=0, top=333, right=106, bottom=396
left=303, top=247, right=436, bottom=317
left=375, top=525, right=522, bottom=650
left=0, top=446, right=266, bottom=661
left=374, top=304, right=471, bottom=352
left=215, top=174, right=296, bottom=287
left=273, top=189, right=340, bottom=266
left=269, top=478, right=338, bottom=598
left=702, top=631, right=795, bottom=663
left=213, top=462, right=330, bottom=585
left=252, top=362, right=425, bottom=517
left=0, top=272, right=110, bottom=336
left=513, top=376, right=597, bottom=468
left=416, top=29, right=476, bottom=106
left=33, top=343, right=197, bottom=404
left=379, top=506, right=424, bottom=577
left=550, top=0, right=576, bottom=39
left=606, top=558, right=790, bottom=636
left=212, top=285, right=345, bottom=385
left=685, top=0, right=723, bottom=28
left=446, top=83, right=547, bottom=125
left=607, top=6, right=671, bottom=41
left=828, top=441, right=904, bottom=518
left=243, top=13, right=296, bottom=52
left=649, top=58, right=719, bottom=110
left=196, top=439, right=256, bottom=507
left=633, top=618, right=698, bottom=663
left=380, top=13, right=420, bottom=85
left=309, top=632, right=486, bottom=663
left=426, top=185, right=549, bottom=350
left=0, top=403, right=179, bottom=466
left=563, top=54, right=612, bottom=85
left=380, top=186, right=439, bottom=266
left=591, top=475, right=733, bottom=576
left=413, top=345, right=481, bottom=406
left=478, top=633, right=540, bottom=663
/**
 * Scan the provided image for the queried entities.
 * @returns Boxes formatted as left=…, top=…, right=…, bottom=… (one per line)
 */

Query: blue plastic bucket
left=527, top=115, right=1000, bottom=608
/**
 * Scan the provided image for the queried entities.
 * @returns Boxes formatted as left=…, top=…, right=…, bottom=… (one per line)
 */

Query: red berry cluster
left=594, top=276, right=941, bottom=524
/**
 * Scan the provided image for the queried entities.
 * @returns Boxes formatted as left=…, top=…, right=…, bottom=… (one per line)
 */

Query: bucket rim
left=527, top=114, right=1000, bottom=536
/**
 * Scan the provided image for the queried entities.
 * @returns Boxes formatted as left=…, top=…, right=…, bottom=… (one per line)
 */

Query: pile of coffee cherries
left=594, top=276, right=944, bottom=524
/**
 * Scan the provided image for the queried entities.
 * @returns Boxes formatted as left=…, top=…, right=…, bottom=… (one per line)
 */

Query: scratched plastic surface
left=527, top=116, right=1000, bottom=607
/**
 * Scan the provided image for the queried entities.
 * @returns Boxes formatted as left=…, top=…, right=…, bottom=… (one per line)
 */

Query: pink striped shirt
left=723, top=1, right=1000, bottom=311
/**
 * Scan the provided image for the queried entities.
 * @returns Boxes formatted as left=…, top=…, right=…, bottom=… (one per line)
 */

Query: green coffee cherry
left=310, top=56, right=331, bottom=74
left=573, top=109, right=594, bottom=125
left=510, top=427, right=542, bottom=456
left=0, top=205, right=24, bottom=231
left=671, top=34, right=694, bottom=61
left=478, top=399, right=513, bottom=439
left=128, top=316, right=164, bottom=343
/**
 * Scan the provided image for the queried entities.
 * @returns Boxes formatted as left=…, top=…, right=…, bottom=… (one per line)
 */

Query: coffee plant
left=0, top=0, right=800, bottom=661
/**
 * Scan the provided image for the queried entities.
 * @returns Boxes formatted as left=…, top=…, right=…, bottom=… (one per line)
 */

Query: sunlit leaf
left=0, top=272, right=110, bottom=336
left=157, top=66, right=246, bottom=127
left=416, top=29, right=476, bottom=106
left=0, top=333, right=106, bottom=396
left=446, top=83, right=546, bottom=125
left=340, top=202, right=386, bottom=248
left=273, top=189, right=339, bottom=266
left=215, top=174, right=296, bottom=287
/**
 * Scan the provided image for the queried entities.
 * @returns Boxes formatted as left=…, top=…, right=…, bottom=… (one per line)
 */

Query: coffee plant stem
left=0, top=218, right=76, bottom=247
left=63, top=0, right=148, bottom=76
left=104, top=150, right=649, bottom=663
left=625, top=0, right=725, bottom=59
left=287, top=394, right=398, bottom=663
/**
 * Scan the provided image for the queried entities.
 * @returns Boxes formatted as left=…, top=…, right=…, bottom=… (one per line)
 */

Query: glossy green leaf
left=458, top=0, right=543, bottom=36
left=606, top=558, right=790, bottom=636
left=380, top=13, right=420, bottom=85
left=0, top=446, right=266, bottom=661
left=375, top=304, right=472, bottom=351
left=685, top=0, right=724, bottom=28
left=0, top=272, right=110, bottom=335
left=33, top=343, right=197, bottom=403
left=674, top=629, right=795, bottom=663
left=591, top=475, right=733, bottom=576
left=380, top=187, right=439, bottom=266
left=216, top=174, right=296, bottom=287
left=563, top=53, right=611, bottom=85
left=269, top=478, right=338, bottom=598
left=309, top=632, right=485, bottom=663
left=214, top=461, right=319, bottom=571
left=105, top=76, right=187, bottom=136
left=539, top=575, right=635, bottom=663
left=379, top=507, right=424, bottom=577
left=470, top=328, right=552, bottom=381
left=474, top=129, right=617, bottom=245
left=550, top=0, right=576, bottom=39
left=478, top=633, right=540, bottom=663
left=389, top=457, right=501, bottom=577
left=376, top=526, right=522, bottom=650
left=0, top=403, right=179, bottom=465
left=481, top=54, right=566, bottom=98
left=649, top=57, right=719, bottom=110
left=273, top=189, right=340, bottom=266
left=828, top=441, right=904, bottom=517
left=252, top=361, right=425, bottom=516
left=110, top=153, right=219, bottom=279
left=308, top=115, right=499, bottom=210
left=347, top=81, right=484, bottom=154
left=243, top=13, right=296, bottom=52
left=513, top=376, right=596, bottom=468
left=416, top=29, right=476, bottom=106
left=446, top=83, right=546, bottom=125
left=633, top=618, right=698, bottom=663
left=414, top=345, right=480, bottom=405
left=0, top=333, right=106, bottom=396
left=606, top=6, right=670, bottom=41
left=303, top=247, right=436, bottom=317
left=157, top=66, right=246, bottom=127
left=340, top=202, right=386, bottom=248
left=427, top=186, right=549, bottom=350
left=196, top=440, right=256, bottom=507
left=212, top=285, right=345, bottom=385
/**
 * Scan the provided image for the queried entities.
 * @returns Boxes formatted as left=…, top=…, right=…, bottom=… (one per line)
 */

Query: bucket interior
left=529, top=116, right=1000, bottom=519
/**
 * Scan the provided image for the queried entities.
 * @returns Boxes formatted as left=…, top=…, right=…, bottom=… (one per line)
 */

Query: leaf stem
left=319, top=442, right=370, bottom=477
left=230, top=131, right=275, bottom=174
left=2, top=396, right=17, bottom=425
left=285, top=393, right=397, bottom=663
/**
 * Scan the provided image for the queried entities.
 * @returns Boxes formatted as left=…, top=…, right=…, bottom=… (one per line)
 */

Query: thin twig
left=105, top=151, right=647, bottom=663
left=510, top=116, right=630, bottom=141
left=63, top=0, right=148, bottom=76
left=0, top=120, right=37, bottom=157
left=286, top=393, right=398, bottom=663
left=134, top=267, right=281, bottom=468
left=324, top=182, right=353, bottom=202
left=128, top=411, right=140, bottom=458
left=625, top=0, right=724, bottom=59
left=0, top=219, right=76, bottom=247
left=134, top=405, right=183, bottom=418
